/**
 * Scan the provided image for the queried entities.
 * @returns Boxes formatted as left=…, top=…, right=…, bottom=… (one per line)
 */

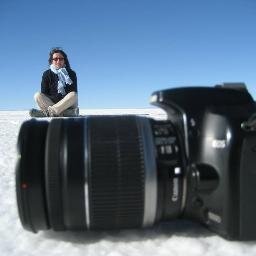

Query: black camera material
left=16, top=83, right=256, bottom=240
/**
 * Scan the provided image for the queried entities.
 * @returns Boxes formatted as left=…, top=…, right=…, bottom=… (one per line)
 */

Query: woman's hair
left=48, top=47, right=71, bottom=69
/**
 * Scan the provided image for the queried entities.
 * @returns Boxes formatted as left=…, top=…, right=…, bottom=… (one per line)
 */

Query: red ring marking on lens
left=21, top=183, right=28, bottom=189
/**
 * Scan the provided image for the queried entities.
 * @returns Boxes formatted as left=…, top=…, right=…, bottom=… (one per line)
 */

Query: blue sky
left=0, top=0, right=255, bottom=110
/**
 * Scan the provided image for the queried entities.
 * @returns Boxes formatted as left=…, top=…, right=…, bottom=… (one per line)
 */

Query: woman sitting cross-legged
left=30, top=47, right=79, bottom=117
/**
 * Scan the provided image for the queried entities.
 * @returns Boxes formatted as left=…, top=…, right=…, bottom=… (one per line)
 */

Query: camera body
left=151, top=83, right=256, bottom=240
left=16, top=83, right=256, bottom=240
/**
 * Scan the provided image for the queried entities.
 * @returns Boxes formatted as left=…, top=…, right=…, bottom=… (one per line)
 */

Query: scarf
left=50, top=64, right=73, bottom=96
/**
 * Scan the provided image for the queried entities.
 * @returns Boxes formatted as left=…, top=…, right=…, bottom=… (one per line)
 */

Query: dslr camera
left=16, top=83, right=256, bottom=240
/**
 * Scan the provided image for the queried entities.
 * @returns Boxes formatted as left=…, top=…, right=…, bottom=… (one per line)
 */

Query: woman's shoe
left=62, top=107, right=79, bottom=117
left=29, top=108, right=48, bottom=117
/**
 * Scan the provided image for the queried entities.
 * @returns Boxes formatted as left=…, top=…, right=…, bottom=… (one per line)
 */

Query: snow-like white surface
left=1, top=110, right=256, bottom=256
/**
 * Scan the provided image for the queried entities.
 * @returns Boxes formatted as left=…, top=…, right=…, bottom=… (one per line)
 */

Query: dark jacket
left=41, top=68, right=77, bottom=103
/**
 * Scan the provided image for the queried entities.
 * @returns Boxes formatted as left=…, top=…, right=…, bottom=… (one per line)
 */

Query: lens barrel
left=45, top=118, right=86, bottom=231
left=16, top=116, right=161, bottom=232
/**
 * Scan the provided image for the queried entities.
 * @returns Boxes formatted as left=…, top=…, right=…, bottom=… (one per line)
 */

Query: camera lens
left=16, top=116, right=185, bottom=232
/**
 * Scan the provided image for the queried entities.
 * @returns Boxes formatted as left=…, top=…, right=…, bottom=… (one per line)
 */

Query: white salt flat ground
left=1, top=109, right=256, bottom=256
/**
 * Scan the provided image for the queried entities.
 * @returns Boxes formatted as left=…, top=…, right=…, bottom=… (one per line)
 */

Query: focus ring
left=88, top=116, right=145, bottom=229
left=45, top=119, right=65, bottom=231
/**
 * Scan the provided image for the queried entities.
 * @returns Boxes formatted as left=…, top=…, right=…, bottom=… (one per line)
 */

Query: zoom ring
left=88, top=116, right=145, bottom=229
